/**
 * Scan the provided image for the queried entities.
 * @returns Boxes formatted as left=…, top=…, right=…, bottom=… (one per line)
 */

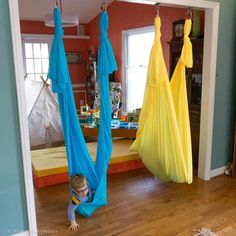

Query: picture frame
left=66, top=52, right=82, bottom=64
left=172, top=19, right=185, bottom=39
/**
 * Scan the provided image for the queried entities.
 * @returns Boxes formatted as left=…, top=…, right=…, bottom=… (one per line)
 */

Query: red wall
left=86, top=2, right=188, bottom=81
left=20, top=20, right=78, bottom=35
left=20, top=3, right=204, bottom=108
left=20, top=21, right=88, bottom=109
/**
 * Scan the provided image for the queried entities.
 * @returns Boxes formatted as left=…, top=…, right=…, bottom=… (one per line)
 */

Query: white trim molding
left=8, top=0, right=37, bottom=235
left=210, top=166, right=227, bottom=178
left=72, top=83, right=86, bottom=88
left=11, top=229, right=58, bottom=236
left=198, top=3, right=220, bottom=180
left=11, top=230, right=29, bottom=236
left=118, top=0, right=218, bottom=9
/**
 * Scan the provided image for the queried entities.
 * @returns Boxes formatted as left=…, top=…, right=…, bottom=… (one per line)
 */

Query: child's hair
left=71, top=174, right=87, bottom=190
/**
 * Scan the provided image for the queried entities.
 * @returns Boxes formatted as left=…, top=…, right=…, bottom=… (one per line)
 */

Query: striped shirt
left=68, top=187, right=93, bottom=221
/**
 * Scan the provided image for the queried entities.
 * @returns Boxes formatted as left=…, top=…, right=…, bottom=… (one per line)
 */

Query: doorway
left=9, top=0, right=220, bottom=234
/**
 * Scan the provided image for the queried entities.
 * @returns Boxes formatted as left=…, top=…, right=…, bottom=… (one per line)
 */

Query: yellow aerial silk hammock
left=130, top=16, right=193, bottom=184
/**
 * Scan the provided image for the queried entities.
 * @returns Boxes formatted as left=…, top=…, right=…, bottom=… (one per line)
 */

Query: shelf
left=21, top=33, right=90, bottom=40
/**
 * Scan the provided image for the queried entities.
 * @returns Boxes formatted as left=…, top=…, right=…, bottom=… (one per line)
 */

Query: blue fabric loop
left=54, top=8, right=64, bottom=37
left=98, top=12, right=117, bottom=75
left=48, top=8, right=117, bottom=217
left=100, top=32, right=108, bottom=40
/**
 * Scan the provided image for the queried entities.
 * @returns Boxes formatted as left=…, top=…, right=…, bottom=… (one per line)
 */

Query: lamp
left=45, top=0, right=79, bottom=27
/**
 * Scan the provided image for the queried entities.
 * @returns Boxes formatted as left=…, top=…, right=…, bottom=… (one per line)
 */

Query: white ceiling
left=18, top=0, right=114, bottom=24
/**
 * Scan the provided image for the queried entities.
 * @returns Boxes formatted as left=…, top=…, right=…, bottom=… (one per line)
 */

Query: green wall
left=208, top=0, right=236, bottom=169
left=0, top=0, right=28, bottom=235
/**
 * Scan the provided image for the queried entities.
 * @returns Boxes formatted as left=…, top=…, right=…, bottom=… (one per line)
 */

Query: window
left=123, top=27, right=154, bottom=112
left=22, top=38, right=51, bottom=82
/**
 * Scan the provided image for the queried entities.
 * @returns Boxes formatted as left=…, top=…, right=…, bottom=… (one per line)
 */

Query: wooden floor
left=35, top=169, right=236, bottom=236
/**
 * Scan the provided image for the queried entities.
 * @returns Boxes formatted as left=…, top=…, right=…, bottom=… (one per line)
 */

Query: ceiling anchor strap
left=187, top=7, right=192, bottom=19
left=54, top=0, right=58, bottom=8
left=101, top=0, right=106, bottom=12
left=155, top=3, right=160, bottom=16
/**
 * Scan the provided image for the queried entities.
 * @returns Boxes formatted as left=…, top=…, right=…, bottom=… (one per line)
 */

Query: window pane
left=42, top=59, right=49, bottom=73
left=127, top=67, right=147, bottom=111
left=27, top=73, right=35, bottom=80
left=33, top=43, right=41, bottom=58
left=23, top=41, right=50, bottom=84
left=41, top=44, right=49, bottom=58
left=128, top=32, right=154, bottom=67
left=42, top=74, right=48, bottom=80
left=25, top=43, right=33, bottom=58
left=26, top=59, right=34, bottom=73
left=125, top=29, right=154, bottom=112
left=35, top=74, right=42, bottom=82
left=34, top=59, right=42, bottom=73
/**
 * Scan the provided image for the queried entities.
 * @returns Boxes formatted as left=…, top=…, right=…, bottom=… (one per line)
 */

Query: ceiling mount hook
left=101, top=0, right=106, bottom=12
left=187, top=7, right=192, bottom=19
left=155, top=3, right=160, bottom=16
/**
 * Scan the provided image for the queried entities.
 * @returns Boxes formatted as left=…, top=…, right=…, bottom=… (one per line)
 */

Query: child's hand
left=68, top=221, right=80, bottom=231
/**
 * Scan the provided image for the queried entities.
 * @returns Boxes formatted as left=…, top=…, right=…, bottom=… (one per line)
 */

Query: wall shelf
left=21, top=33, right=90, bottom=40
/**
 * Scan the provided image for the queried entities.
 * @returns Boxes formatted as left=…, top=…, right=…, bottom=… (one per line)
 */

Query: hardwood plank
left=35, top=169, right=236, bottom=235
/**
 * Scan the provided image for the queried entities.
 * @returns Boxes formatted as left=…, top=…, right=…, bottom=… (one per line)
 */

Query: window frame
left=21, top=36, right=52, bottom=81
left=122, top=25, right=154, bottom=113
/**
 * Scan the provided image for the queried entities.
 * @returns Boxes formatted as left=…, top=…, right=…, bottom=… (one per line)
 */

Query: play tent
left=25, top=78, right=64, bottom=148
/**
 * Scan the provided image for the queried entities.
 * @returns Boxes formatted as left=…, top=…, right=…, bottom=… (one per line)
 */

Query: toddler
left=68, top=174, right=93, bottom=231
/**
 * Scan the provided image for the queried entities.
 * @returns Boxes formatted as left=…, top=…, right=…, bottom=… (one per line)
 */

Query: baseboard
left=12, top=229, right=58, bottom=235
left=210, top=166, right=227, bottom=178
left=12, top=230, right=29, bottom=236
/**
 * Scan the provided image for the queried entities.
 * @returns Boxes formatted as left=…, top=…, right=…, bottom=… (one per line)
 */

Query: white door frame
left=8, top=0, right=219, bottom=234
left=8, top=0, right=37, bottom=235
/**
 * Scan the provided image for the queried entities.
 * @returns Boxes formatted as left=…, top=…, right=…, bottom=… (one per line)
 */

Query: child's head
left=71, top=174, right=88, bottom=197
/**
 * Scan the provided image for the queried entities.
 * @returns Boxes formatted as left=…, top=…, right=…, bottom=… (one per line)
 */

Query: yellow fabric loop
left=170, top=18, right=193, bottom=183
left=131, top=16, right=192, bottom=184
left=148, top=16, right=167, bottom=87
left=181, top=19, right=193, bottom=68
left=154, top=16, right=161, bottom=40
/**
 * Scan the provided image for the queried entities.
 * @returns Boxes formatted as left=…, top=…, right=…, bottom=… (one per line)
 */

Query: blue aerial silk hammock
left=48, top=8, right=117, bottom=217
